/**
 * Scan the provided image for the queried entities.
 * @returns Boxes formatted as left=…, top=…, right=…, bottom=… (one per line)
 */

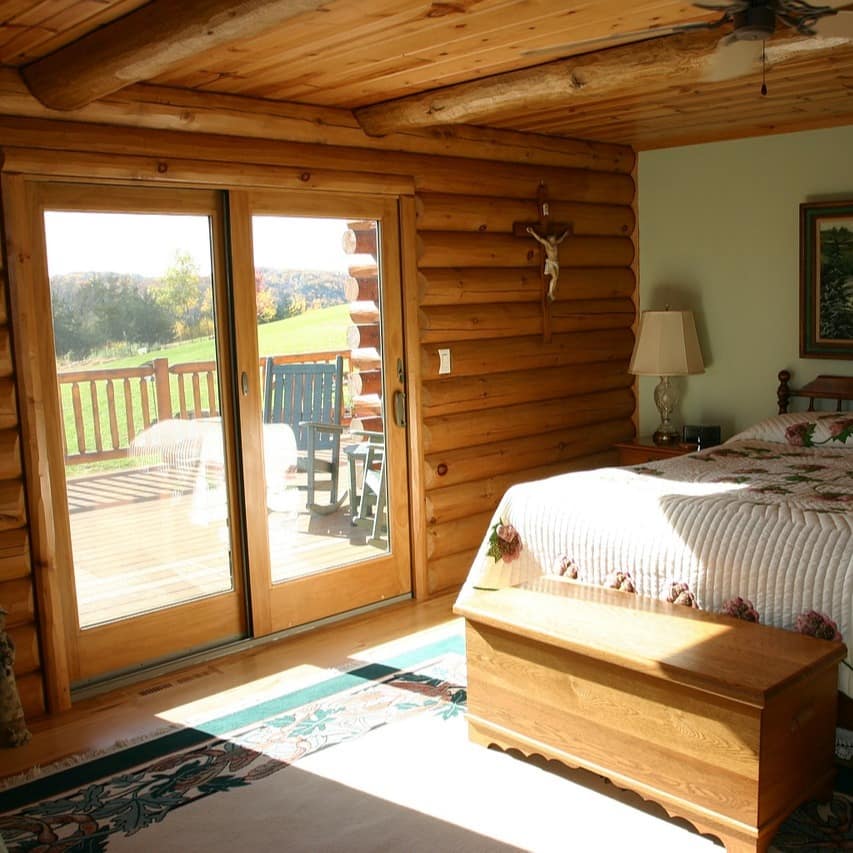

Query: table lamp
left=629, top=309, right=705, bottom=445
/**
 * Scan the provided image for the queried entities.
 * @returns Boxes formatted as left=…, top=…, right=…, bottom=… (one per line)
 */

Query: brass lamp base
left=652, top=428, right=680, bottom=446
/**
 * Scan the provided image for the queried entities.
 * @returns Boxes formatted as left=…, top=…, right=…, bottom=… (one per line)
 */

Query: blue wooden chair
left=344, top=430, right=387, bottom=546
left=262, top=356, right=345, bottom=514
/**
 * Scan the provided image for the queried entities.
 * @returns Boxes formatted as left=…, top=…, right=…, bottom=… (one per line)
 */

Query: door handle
left=393, top=390, right=407, bottom=428
left=241, top=371, right=249, bottom=396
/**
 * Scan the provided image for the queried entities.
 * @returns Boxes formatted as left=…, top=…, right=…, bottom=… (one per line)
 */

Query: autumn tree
left=255, top=270, right=277, bottom=324
left=156, top=251, right=212, bottom=340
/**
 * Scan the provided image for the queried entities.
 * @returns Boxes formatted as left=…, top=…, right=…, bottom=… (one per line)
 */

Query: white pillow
left=728, top=411, right=853, bottom=447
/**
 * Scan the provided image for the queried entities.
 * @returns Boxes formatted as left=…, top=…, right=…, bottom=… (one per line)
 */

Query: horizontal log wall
left=0, top=112, right=636, bottom=709
left=0, top=188, right=42, bottom=720
left=417, top=174, right=637, bottom=594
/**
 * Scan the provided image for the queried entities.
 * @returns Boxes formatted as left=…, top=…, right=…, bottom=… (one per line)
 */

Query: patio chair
left=262, top=356, right=346, bottom=514
left=350, top=432, right=388, bottom=548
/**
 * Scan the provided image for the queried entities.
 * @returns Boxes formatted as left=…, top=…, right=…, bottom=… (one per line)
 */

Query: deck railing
left=58, top=350, right=351, bottom=466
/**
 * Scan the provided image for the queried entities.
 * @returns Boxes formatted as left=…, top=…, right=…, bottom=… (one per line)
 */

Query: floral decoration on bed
left=796, top=610, right=843, bottom=642
left=729, top=411, right=853, bottom=447
left=786, top=416, right=853, bottom=448
left=605, top=570, right=636, bottom=593
left=486, top=520, right=522, bottom=563
left=666, top=581, right=697, bottom=608
left=722, top=596, right=760, bottom=623
left=685, top=442, right=853, bottom=510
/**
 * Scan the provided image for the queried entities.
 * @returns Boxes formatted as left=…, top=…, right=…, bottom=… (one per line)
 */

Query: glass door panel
left=252, top=215, right=388, bottom=583
left=38, top=186, right=246, bottom=684
left=243, top=193, right=411, bottom=631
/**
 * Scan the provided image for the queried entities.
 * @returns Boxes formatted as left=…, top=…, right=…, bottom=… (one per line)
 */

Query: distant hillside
left=50, top=268, right=347, bottom=309
left=256, top=267, right=346, bottom=311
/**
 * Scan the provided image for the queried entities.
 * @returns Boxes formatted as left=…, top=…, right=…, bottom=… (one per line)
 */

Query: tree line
left=52, top=252, right=346, bottom=361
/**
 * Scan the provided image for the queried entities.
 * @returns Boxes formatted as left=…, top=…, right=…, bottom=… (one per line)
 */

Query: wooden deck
left=66, top=461, right=387, bottom=629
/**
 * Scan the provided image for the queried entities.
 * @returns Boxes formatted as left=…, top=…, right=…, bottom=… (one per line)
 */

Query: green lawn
left=96, top=304, right=350, bottom=369
left=60, top=304, right=352, bottom=474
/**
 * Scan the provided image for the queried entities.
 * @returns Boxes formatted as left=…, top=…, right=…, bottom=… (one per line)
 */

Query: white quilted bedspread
left=461, top=439, right=853, bottom=695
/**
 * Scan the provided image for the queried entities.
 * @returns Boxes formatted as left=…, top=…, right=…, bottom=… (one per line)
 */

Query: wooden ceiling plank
left=150, top=0, right=716, bottom=106
left=150, top=0, right=421, bottom=85
left=0, top=27, right=55, bottom=62
left=543, top=91, right=853, bottom=149
left=19, top=0, right=330, bottom=111
left=0, top=1, right=147, bottom=65
left=256, top=9, right=718, bottom=107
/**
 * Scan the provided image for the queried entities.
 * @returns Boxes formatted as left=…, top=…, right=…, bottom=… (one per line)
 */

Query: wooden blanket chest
left=454, top=578, right=846, bottom=852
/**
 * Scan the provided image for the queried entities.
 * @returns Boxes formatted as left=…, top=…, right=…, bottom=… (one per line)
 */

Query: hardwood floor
left=1, top=593, right=459, bottom=782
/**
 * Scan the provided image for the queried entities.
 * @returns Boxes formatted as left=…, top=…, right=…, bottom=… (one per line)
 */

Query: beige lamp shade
left=629, top=310, right=705, bottom=377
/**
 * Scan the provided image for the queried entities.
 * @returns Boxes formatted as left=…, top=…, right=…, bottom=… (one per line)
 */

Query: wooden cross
left=513, top=182, right=572, bottom=343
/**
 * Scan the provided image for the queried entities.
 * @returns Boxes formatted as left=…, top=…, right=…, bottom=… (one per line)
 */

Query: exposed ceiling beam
left=20, top=0, right=326, bottom=111
left=354, top=29, right=754, bottom=137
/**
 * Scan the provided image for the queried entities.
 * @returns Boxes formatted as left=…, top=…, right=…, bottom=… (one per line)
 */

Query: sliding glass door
left=235, top=191, right=412, bottom=633
left=26, top=183, right=412, bottom=688
left=35, top=185, right=247, bottom=684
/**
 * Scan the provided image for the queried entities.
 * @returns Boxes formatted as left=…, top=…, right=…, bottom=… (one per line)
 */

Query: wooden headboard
left=777, top=370, right=853, bottom=413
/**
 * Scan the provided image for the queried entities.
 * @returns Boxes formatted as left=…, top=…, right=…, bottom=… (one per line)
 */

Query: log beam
left=354, top=29, right=728, bottom=136
left=20, top=0, right=326, bottom=111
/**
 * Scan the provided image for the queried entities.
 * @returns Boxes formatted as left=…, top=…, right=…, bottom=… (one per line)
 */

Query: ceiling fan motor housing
left=732, top=6, right=776, bottom=40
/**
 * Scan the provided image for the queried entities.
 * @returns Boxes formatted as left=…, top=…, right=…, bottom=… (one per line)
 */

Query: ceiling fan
left=524, top=1, right=853, bottom=84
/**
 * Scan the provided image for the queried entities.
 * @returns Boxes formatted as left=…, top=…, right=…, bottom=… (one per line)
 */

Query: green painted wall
left=637, top=124, right=853, bottom=440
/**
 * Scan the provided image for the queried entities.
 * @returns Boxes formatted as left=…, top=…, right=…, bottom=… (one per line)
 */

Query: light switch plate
left=438, top=348, right=451, bottom=375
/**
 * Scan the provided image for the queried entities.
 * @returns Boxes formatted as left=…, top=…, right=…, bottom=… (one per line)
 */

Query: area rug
left=1, top=632, right=853, bottom=852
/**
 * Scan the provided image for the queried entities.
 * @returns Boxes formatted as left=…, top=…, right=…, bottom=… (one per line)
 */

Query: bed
left=457, top=371, right=853, bottom=696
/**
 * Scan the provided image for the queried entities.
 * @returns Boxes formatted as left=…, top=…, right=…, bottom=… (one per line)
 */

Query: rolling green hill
left=78, top=304, right=351, bottom=370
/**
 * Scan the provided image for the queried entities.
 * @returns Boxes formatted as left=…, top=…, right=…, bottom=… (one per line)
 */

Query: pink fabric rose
left=785, top=422, right=816, bottom=447
left=605, top=571, right=636, bottom=593
left=487, top=521, right=522, bottom=563
left=795, top=610, right=842, bottom=642
left=667, top=581, right=698, bottom=608
left=721, top=596, right=759, bottom=623
left=556, top=556, right=579, bottom=579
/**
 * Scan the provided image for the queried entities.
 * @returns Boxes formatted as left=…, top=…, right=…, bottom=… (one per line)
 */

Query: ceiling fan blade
left=522, top=18, right=724, bottom=58
left=702, top=38, right=763, bottom=82
left=813, top=9, right=853, bottom=37
left=692, top=1, right=748, bottom=10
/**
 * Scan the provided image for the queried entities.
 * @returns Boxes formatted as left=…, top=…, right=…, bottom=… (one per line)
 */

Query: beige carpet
left=112, top=712, right=719, bottom=852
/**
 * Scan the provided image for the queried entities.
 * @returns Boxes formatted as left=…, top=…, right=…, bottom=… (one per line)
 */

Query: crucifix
left=513, top=181, right=572, bottom=342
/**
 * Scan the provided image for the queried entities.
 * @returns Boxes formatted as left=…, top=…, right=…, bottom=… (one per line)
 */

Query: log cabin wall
left=0, top=113, right=636, bottom=713
left=0, top=177, right=44, bottom=720
left=416, top=179, right=637, bottom=594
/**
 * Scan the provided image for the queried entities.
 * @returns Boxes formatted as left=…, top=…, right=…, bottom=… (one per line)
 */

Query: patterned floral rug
left=1, top=632, right=853, bottom=852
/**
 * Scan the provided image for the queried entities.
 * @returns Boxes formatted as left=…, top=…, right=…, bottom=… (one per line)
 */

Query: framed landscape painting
left=800, top=199, right=853, bottom=359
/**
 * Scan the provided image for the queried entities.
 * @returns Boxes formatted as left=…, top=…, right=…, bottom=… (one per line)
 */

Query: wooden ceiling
left=1, top=0, right=852, bottom=150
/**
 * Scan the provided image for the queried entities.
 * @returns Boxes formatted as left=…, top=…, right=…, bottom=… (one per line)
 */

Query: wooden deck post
left=151, top=357, right=173, bottom=422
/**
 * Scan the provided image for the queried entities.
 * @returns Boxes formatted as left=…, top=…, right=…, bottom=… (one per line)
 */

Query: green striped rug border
left=2, top=632, right=464, bottom=812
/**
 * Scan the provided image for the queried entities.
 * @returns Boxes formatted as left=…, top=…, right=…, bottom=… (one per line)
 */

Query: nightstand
left=614, top=436, right=698, bottom=466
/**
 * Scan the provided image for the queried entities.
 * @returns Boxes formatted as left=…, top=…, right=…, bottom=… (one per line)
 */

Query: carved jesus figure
left=526, top=226, right=569, bottom=301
